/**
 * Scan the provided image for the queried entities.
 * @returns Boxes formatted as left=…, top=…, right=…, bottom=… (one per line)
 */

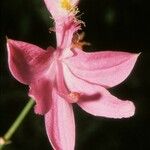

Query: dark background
left=1, top=0, right=150, bottom=150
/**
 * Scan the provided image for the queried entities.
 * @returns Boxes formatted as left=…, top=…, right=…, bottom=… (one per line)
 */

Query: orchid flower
left=7, top=0, right=140, bottom=149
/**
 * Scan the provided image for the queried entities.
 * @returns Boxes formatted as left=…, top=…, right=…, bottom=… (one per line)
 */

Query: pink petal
left=61, top=48, right=74, bottom=59
left=44, top=0, right=59, bottom=18
left=28, top=60, right=56, bottom=115
left=7, top=39, right=54, bottom=84
left=63, top=63, right=135, bottom=118
left=64, top=50, right=140, bottom=88
left=29, top=77, right=53, bottom=115
left=45, top=88, right=75, bottom=150
left=78, top=92, right=135, bottom=119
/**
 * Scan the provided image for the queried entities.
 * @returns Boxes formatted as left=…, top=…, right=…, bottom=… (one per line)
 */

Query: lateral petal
left=64, top=50, right=140, bottom=88
left=63, top=63, right=135, bottom=118
left=45, top=88, right=75, bottom=150
left=7, top=39, right=54, bottom=84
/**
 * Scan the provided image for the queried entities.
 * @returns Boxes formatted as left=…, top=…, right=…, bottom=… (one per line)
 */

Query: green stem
left=0, top=99, right=35, bottom=150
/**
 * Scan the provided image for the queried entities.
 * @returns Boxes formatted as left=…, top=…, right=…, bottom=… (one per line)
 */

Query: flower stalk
left=0, top=99, right=35, bottom=150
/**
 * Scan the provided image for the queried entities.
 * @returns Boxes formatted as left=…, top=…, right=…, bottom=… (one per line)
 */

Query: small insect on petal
left=68, top=92, right=81, bottom=103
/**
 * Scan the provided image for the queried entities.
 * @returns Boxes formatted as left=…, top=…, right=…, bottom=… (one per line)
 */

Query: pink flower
left=7, top=0, right=140, bottom=150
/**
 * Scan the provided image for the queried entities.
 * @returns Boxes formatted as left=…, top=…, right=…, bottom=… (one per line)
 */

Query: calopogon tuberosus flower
left=7, top=0, right=140, bottom=149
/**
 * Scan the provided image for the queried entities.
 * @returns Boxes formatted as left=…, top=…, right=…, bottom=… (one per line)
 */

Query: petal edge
left=45, top=88, right=75, bottom=150
left=64, top=50, right=140, bottom=88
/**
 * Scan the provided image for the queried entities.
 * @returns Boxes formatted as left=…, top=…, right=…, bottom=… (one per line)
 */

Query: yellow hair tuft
left=60, top=0, right=72, bottom=10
